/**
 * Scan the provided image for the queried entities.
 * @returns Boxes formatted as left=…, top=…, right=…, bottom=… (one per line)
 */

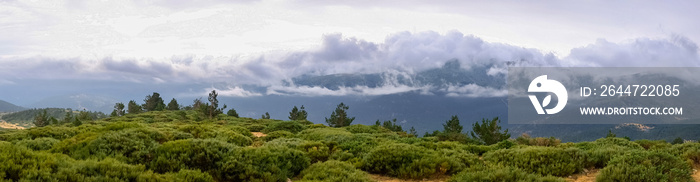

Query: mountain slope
left=0, top=100, right=25, bottom=112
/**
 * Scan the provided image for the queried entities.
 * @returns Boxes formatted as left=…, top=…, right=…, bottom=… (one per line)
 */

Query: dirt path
left=692, top=168, right=700, bottom=182
left=0, top=120, right=24, bottom=130
left=566, top=169, right=598, bottom=182
left=251, top=132, right=267, bottom=137
left=369, top=174, right=449, bottom=182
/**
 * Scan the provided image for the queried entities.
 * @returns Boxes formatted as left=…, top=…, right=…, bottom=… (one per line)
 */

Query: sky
left=1, top=0, right=699, bottom=104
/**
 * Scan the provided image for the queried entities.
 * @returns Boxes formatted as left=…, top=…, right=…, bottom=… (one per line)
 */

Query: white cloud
left=266, top=84, right=430, bottom=97
left=445, top=84, right=507, bottom=98
left=212, top=86, right=262, bottom=97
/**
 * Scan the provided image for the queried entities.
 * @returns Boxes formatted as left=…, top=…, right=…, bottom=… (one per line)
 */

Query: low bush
left=215, top=130, right=253, bottom=146
left=597, top=151, right=692, bottom=182
left=449, top=165, right=565, bottom=182
left=265, top=138, right=307, bottom=149
left=263, top=121, right=307, bottom=134
left=16, top=137, right=60, bottom=151
left=245, top=124, right=266, bottom=132
left=666, top=142, right=700, bottom=165
left=0, top=141, right=214, bottom=181
left=220, top=146, right=310, bottom=181
left=345, top=124, right=379, bottom=134
left=515, top=134, right=561, bottom=147
left=575, top=137, right=645, bottom=168
left=483, top=146, right=585, bottom=177
left=362, top=143, right=469, bottom=179
left=263, top=130, right=295, bottom=142
left=297, top=160, right=373, bottom=182
left=634, top=139, right=672, bottom=150
left=150, top=139, right=237, bottom=173
left=298, top=127, right=352, bottom=141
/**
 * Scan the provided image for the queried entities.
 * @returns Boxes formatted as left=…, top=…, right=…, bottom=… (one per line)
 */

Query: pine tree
left=288, top=105, right=308, bottom=120
left=443, top=115, right=463, bottom=134
left=227, top=108, right=239, bottom=117
left=127, top=100, right=142, bottom=114
left=33, top=109, right=49, bottom=127
left=289, top=106, right=300, bottom=120
left=111, top=102, right=125, bottom=117
left=409, top=127, right=417, bottom=136
left=672, top=137, right=684, bottom=144
left=261, top=112, right=270, bottom=119
left=167, top=98, right=180, bottom=110
left=606, top=129, right=616, bottom=138
left=325, top=102, right=355, bottom=127
left=200, top=90, right=226, bottom=118
left=143, top=92, right=166, bottom=112
left=62, top=110, right=73, bottom=124
left=470, top=117, right=510, bottom=145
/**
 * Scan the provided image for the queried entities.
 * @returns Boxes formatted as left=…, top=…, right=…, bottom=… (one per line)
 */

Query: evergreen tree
left=111, top=102, right=125, bottom=117
left=72, top=117, right=82, bottom=126
left=325, top=102, right=355, bottom=127
left=672, top=137, right=684, bottom=144
left=127, top=100, right=142, bottom=114
left=378, top=118, right=403, bottom=132
left=288, top=105, right=308, bottom=120
left=470, top=117, right=510, bottom=145
left=166, top=98, right=180, bottom=111
left=227, top=108, right=239, bottom=117
left=62, top=110, right=73, bottom=124
left=261, top=112, right=270, bottom=119
left=409, top=127, right=417, bottom=136
left=606, top=129, right=616, bottom=138
left=142, top=92, right=166, bottom=112
left=33, top=109, right=49, bottom=127
left=77, top=109, right=93, bottom=121
left=200, top=90, right=226, bottom=118
left=443, top=115, right=463, bottom=134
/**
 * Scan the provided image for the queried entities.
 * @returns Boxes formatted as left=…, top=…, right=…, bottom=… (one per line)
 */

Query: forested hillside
left=0, top=108, right=106, bottom=128
left=0, top=91, right=698, bottom=181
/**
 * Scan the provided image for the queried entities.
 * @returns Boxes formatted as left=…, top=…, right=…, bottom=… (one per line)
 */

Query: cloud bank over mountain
left=1, top=31, right=699, bottom=99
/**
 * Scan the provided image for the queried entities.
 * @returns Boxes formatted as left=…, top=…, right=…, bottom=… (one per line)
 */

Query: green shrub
left=262, top=130, right=295, bottom=142
left=226, top=125, right=253, bottom=137
left=75, top=128, right=165, bottom=163
left=150, top=139, right=237, bottom=173
left=297, top=160, right=372, bottom=182
left=246, top=124, right=266, bottom=132
left=345, top=124, right=379, bottom=134
left=220, top=146, right=310, bottom=181
left=666, top=142, right=700, bottom=165
left=298, top=127, right=352, bottom=141
left=215, top=130, right=253, bottom=146
left=16, top=137, right=60, bottom=151
left=0, top=141, right=208, bottom=181
left=483, top=146, right=585, bottom=177
left=265, top=138, right=307, bottom=149
left=26, top=126, right=78, bottom=140
left=449, top=165, right=565, bottom=182
left=515, top=134, right=561, bottom=147
left=597, top=151, right=692, bottom=182
left=575, top=137, right=645, bottom=168
left=362, top=143, right=466, bottom=179
left=103, top=121, right=144, bottom=131
left=263, top=121, right=307, bottom=134
left=634, top=139, right=672, bottom=150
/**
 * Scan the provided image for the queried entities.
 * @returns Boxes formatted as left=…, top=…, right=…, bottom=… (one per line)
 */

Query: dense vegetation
left=1, top=91, right=699, bottom=181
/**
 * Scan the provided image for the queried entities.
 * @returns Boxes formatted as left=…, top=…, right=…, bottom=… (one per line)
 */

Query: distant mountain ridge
left=0, top=100, right=25, bottom=112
